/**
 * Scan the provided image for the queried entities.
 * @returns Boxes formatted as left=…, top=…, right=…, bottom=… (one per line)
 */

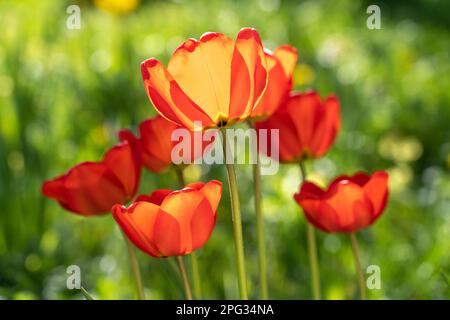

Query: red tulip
left=255, top=91, right=340, bottom=162
left=112, top=180, right=222, bottom=257
left=141, top=28, right=268, bottom=131
left=251, top=45, right=298, bottom=119
left=42, top=141, right=140, bottom=216
left=119, top=115, right=212, bottom=173
left=294, top=171, right=389, bottom=233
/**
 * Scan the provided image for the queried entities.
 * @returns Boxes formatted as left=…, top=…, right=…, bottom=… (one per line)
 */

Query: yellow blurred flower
left=88, top=124, right=110, bottom=147
left=378, top=133, right=423, bottom=163
left=293, top=64, right=316, bottom=86
left=326, top=285, right=345, bottom=300
left=387, top=164, right=413, bottom=192
left=93, top=0, right=140, bottom=15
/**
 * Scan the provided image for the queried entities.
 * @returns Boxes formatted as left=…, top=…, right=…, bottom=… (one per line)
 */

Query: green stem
left=190, top=252, right=202, bottom=299
left=299, top=161, right=321, bottom=300
left=174, top=166, right=202, bottom=299
left=350, top=233, right=367, bottom=300
left=177, top=256, right=193, bottom=300
left=80, top=286, right=94, bottom=300
left=306, top=223, right=321, bottom=300
left=174, top=166, right=186, bottom=187
left=122, top=233, right=145, bottom=300
left=249, top=122, right=268, bottom=299
left=221, top=128, right=249, bottom=300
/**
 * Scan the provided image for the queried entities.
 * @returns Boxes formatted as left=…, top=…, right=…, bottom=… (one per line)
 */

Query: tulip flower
left=112, top=180, right=222, bottom=258
left=251, top=45, right=298, bottom=120
left=141, top=28, right=268, bottom=131
left=119, top=115, right=215, bottom=173
left=295, top=170, right=388, bottom=299
left=42, top=141, right=140, bottom=216
left=255, top=91, right=340, bottom=162
left=294, top=171, right=389, bottom=233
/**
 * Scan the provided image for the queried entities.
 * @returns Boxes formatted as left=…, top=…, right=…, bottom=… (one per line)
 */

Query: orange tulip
left=112, top=180, right=222, bottom=257
left=251, top=45, right=298, bottom=119
left=255, top=91, right=340, bottom=162
left=119, top=115, right=214, bottom=173
left=42, top=141, right=140, bottom=216
left=294, top=171, right=389, bottom=233
left=141, top=28, right=268, bottom=131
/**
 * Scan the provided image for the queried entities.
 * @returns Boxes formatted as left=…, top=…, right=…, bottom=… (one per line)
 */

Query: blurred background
left=0, top=0, right=449, bottom=299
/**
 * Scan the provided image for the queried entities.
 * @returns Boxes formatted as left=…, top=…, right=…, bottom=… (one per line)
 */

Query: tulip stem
left=174, top=166, right=203, bottom=299
left=248, top=121, right=268, bottom=299
left=221, top=128, right=249, bottom=300
left=350, top=233, right=367, bottom=300
left=177, top=256, right=193, bottom=300
left=122, top=233, right=145, bottom=300
left=80, top=287, right=95, bottom=300
left=190, top=252, right=202, bottom=299
left=299, top=161, right=321, bottom=300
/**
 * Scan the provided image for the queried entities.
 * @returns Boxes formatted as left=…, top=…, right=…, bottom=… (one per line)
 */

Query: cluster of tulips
left=42, top=28, right=389, bottom=300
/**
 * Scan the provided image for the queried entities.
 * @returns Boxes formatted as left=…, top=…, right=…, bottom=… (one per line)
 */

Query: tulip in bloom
left=141, top=28, right=268, bottom=130
left=251, top=45, right=298, bottom=119
left=119, top=115, right=214, bottom=173
left=294, top=171, right=389, bottom=233
left=112, top=180, right=222, bottom=257
left=256, top=91, right=340, bottom=162
left=42, top=141, right=140, bottom=216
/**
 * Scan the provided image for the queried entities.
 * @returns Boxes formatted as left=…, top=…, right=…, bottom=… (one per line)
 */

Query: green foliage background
left=0, top=0, right=449, bottom=299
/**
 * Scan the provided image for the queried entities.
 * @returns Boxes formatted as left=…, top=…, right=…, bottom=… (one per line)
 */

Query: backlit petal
left=42, top=162, right=125, bottom=216
left=141, top=58, right=213, bottom=130
left=310, top=95, right=340, bottom=156
left=229, top=28, right=268, bottom=121
left=152, top=209, right=182, bottom=256
left=104, top=142, right=140, bottom=199
left=112, top=203, right=161, bottom=257
left=186, top=180, right=223, bottom=213
left=168, top=33, right=234, bottom=121
left=274, top=45, right=298, bottom=78
left=252, top=52, right=290, bottom=118
left=362, top=171, right=389, bottom=219
left=190, top=199, right=216, bottom=251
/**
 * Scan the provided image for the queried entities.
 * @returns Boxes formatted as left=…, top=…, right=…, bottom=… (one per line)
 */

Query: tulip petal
left=141, top=58, right=214, bottom=130
left=104, top=142, right=140, bottom=199
left=229, top=28, right=268, bottom=121
left=168, top=33, right=234, bottom=121
left=325, top=181, right=374, bottom=231
left=186, top=180, right=223, bottom=213
left=190, top=199, right=216, bottom=251
left=274, top=45, right=298, bottom=78
left=42, top=162, right=125, bottom=216
left=112, top=203, right=161, bottom=257
left=136, top=189, right=172, bottom=205
left=139, top=117, right=176, bottom=172
left=286, top=92, right=322, bottom=155
left=257, top=108, right=302, bottom=161
left=152, top=209, right=182, bottom=256
left=252, top=52, right=290, bottom=117
left=310, top=95, right=340, bottom=157
left=362, top=171, right=389, bottom=219
left=295, top=182, right=340, bottom=232
left=160, top=189, right=206, bottom=253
